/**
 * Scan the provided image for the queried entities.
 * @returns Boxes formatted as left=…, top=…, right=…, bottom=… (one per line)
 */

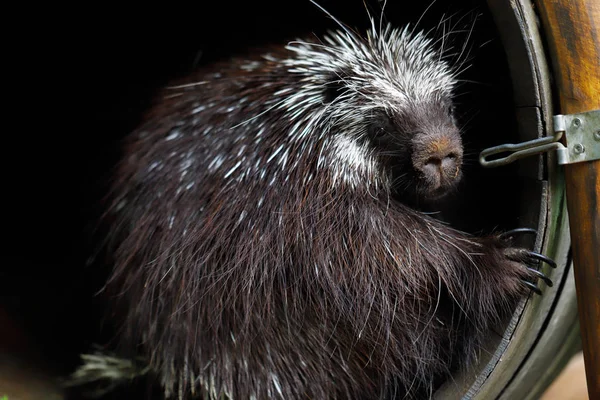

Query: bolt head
left=572, top=118, right=581, bottom=127
left=573, top=143, right=585, bottom=154
left=594, top=130, right=600, bottom=141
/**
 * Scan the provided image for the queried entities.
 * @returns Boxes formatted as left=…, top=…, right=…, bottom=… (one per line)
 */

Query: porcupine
left=86, top=14, right=556, bottom=400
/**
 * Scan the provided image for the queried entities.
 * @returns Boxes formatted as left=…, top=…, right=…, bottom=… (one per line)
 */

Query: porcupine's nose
left=422, top=139, right=461, bottom=181
left=413, top=131, right=463, bottom=198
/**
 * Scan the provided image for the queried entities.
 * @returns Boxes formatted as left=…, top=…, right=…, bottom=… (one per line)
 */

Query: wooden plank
left=533, top=0, right=600, bottom=398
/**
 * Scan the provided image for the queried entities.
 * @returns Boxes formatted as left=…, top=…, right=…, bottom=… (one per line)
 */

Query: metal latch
left=479, top=109, right=600, bottom=167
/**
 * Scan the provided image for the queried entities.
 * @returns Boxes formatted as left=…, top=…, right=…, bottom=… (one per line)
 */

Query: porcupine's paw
left=499, top=228, right=557, bottom=295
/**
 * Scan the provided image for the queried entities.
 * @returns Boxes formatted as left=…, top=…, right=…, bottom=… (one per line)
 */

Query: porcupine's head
left=285, top=21, right=463, bottom=204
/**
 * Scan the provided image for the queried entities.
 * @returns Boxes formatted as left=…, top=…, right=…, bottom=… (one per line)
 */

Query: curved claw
left=499, top=228, right=538, bottom=240
left=526, top=252, right=558, bottom=269
left=521, top=280, right=543, bottom=295
left=527, top=267, right=553, bottom=287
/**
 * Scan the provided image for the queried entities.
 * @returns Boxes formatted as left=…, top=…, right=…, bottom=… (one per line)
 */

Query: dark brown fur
left=97, top=28, right=547, bottom=400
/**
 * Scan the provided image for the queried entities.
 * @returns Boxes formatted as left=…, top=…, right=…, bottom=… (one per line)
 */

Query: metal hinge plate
left=479, top=109, right=600, bottom=167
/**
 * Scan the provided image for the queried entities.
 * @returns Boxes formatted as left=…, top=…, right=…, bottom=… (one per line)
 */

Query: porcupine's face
left=363, top=84, right=463, bottom=204
left=289, top=23, right=464, bottom=204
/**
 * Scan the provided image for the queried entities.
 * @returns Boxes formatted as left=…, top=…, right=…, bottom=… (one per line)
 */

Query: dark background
left=3, top=0, right=522, bottom=397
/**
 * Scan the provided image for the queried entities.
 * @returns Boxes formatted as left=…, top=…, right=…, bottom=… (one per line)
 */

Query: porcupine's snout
left=411, top=125, right=463, bottom=200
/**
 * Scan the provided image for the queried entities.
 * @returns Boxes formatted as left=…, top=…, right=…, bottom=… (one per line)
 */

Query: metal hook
left=479, top=130, right=567, bottom=168
left=479, top=110, right=600, bottom=168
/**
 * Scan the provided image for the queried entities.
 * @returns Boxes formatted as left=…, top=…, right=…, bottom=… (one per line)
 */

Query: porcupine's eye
left=369, top=121, right=391, bottom=139
left=367, top=112, right=396, bottom=142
